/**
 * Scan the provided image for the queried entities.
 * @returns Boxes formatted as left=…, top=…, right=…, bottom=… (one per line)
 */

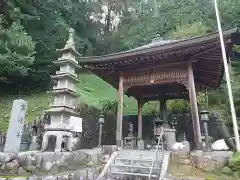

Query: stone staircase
left=104, top=149, right=166, bottom=180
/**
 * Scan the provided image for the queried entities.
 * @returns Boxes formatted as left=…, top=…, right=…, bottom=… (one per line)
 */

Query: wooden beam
left=190, top=44, right=221, bottom=58
left=143, top=95, right=189, bottom=102
left=83, top=65, right=115, bottom=70
left=125, top=61, right=190, bottom=72
left=123, top=67, right=188, bottom=88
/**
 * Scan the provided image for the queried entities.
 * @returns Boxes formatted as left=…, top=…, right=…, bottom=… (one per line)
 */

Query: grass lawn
left=0, top=93, right=51, bottom=132
left=168, top=163, right=237, bottom=180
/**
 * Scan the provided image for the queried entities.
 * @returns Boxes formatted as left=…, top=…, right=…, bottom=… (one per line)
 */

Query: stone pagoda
left=41, top=28, right=82, bottom=152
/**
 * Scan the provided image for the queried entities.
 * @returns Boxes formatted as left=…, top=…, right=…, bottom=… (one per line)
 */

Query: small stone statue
left=153, top=125, right=156, bottom=135
left=129, top=121, right=133, bottom=132
left=128, top=121, right=134, bottom=137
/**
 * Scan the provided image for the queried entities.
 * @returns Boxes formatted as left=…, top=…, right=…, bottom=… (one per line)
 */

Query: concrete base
left=116, top=140, right=123, bottom=147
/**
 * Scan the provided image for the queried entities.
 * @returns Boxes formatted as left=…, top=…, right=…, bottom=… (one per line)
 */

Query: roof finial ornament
left=64, top=28, right=75, bottom=49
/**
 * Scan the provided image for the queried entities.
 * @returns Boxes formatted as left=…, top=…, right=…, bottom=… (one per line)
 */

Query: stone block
left=7, top=170, right=101, bottom=180
left=190, top=151, right=232, bottom=171
left=8, top=178, right=27, bottom=180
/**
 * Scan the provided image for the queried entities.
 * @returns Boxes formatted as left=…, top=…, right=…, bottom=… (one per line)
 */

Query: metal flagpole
left=213, top=0, right=240, bottom=151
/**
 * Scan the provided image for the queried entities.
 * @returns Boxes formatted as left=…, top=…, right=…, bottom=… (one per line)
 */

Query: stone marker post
left=4, top=99, right=28, bottom=153
left=164, top=128, right=176, bottom=150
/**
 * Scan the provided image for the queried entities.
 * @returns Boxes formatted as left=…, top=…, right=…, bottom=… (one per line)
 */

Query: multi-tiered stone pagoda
left=41, top=29, right=82, bottom=152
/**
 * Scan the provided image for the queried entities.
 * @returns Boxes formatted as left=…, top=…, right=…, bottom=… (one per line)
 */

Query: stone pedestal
left=41, top=131, right=73, bottom=152
left=164, top=128, right=176, bottom=150
left=124, top=136, right=136, bottom=149
left=137, top=140, right=145, bottom=150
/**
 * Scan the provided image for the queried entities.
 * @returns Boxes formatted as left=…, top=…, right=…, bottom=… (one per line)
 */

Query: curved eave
left=47, top=89, right=78, bottom=97
left=77, top=28, right=239, bottom=64
left=45, top=106, right=79, bottom=116
left=51, top=73, right=80, bottom=82
left=54, top=59, right=81, bottom=70
left=57, top=47, right=81, bottom=56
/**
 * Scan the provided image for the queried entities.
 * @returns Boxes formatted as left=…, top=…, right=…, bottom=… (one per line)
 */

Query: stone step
left=111, top=171, right=158, bottom=178
left=111, top=164, right=161, bottom=174
left=116, top=157, right=154, bottom=161
left=117, top=151, right=164, bottom=162
left=115, top=157, right=163, bottom=164
left=112, top=164, right=161, bottom=170
left=114, top=157, right=163, bottom=169
left=118, top=149, right=164, bottom=156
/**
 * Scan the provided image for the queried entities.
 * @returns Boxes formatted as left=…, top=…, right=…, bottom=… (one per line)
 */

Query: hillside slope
left=0, top=93, right=50, bottom=132
left=0, top=73, right=159, bottom=131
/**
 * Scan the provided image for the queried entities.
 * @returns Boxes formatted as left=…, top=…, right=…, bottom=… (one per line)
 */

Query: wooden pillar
left=188, top=61, right=202, bottom=150
left=116, top=74, right=124, bottom=147
left=137, top=100, right=143, bottom=140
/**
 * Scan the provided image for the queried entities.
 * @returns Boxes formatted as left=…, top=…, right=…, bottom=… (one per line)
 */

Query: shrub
left=229, top=152, right=240, bottom=172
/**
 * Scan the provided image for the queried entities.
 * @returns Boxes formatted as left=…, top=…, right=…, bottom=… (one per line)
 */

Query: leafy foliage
left=0, top=10, right=35, bottom=84
left=229, top=152, right=240, bottom=172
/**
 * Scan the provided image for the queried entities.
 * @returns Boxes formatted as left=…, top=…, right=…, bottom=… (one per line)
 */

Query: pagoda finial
left=64, top=28, right=76, bottom=50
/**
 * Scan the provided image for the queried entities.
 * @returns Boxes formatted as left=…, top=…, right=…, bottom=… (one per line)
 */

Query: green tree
left=0, top=8, right=35, bottom=85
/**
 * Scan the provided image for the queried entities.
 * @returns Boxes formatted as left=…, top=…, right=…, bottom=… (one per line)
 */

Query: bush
left=229, top=152, right=240, bottom=172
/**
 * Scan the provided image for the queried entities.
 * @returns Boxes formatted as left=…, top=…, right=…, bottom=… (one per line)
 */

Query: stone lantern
left=98, top=113, right=104, bottom=147
left=200, top=110, right=212, bottom=151
left=152, top=116, right=165, bottom=149
left=124, top=121, right=136, bottom=149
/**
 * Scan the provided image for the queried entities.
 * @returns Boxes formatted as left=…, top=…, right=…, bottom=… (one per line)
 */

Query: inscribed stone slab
left=4, top=99, right=28, bottom=153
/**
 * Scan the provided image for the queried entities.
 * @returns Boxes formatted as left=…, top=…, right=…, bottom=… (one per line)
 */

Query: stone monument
left=4, top=99, right=28, bottom=153
left=42, top=28, right=82, bottom=152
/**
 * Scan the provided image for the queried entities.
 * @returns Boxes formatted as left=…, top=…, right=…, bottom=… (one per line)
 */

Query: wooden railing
left=96, top=150, right=119, bottom=180
left=148, top=133, right=164, bottom=180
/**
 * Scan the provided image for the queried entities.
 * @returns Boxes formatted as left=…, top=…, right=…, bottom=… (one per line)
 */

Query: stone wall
left=0, top=145, right=118, bottom=178
left=0, top=149, right=99, bottom=176
left=0, top=167, right=100, bottom=180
